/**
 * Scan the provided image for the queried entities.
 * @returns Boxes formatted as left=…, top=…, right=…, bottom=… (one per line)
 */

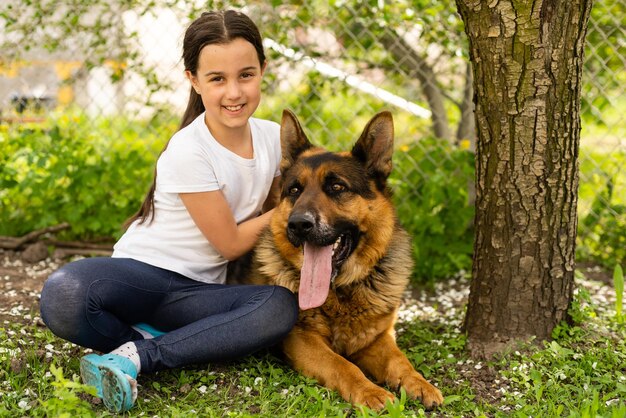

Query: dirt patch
left=577, top=261, right=615, bottom=285
left=0, top=249, right=64, bottom=324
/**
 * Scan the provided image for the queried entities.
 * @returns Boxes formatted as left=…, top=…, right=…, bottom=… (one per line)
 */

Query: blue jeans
left=40, top=257, right=298, bottom=374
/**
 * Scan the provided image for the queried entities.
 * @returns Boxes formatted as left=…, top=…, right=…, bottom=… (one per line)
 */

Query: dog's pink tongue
left=299, top=242, right=333, bottom=310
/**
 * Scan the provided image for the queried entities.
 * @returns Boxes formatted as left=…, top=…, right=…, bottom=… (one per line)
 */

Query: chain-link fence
left=1, top=1, right=624, bottom=277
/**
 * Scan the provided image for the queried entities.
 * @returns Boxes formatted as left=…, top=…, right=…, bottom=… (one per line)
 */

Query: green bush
left=0, top=110, right=173, bottom=240
left=576, top=149, right=626, bottom=270
left=578, top=176, right=626, bottom=270
left=390, top=138, right=475, bottom=282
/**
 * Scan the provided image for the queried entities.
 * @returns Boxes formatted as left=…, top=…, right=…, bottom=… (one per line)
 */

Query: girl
left=40, top=10, right=298, bottom=413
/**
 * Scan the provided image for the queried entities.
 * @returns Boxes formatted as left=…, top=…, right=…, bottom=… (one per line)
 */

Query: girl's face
left=186, top=38, right=265, bottom=141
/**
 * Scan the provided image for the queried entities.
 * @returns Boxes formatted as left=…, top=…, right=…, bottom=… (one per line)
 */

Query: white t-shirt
left=112, top=112, right=281, bottom=284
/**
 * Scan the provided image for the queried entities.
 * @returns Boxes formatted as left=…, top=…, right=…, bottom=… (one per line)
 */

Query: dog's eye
left=331, top=183, right=346, bottom=192
left=285, top=180, right=303, bottom=197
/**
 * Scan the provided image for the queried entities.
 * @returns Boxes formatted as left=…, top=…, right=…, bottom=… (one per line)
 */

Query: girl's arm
left=179, top=176, right=281, bottom=261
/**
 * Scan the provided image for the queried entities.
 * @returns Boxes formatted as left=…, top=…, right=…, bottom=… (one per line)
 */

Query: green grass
left=615, top=265, right=624, bottom=324
left=2, top=273, right=625, bottom=417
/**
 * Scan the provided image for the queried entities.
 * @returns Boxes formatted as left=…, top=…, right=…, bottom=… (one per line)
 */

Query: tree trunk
left=455, top=0, right=594, bottom=358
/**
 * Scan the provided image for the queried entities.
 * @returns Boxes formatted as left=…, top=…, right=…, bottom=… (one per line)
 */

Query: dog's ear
left=351, top=111, right=394, bottom=184
left=280, top=109, right=312, bottom=173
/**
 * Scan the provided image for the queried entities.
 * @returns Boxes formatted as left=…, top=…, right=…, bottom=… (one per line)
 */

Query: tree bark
left=455, top=0, right=594, bottom=358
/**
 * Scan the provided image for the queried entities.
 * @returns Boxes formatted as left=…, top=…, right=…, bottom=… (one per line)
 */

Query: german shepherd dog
left=229, top=110, right=443, bottom=410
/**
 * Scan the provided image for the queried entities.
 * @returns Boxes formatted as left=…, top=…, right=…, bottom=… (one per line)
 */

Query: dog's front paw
left=403, top=376, right=443, bottom=409
left=351, top=384, right=395, bottom=411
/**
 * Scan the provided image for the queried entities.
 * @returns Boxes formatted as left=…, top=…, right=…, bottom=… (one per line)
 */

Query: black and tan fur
left=228, top=110, right=443, bottom=410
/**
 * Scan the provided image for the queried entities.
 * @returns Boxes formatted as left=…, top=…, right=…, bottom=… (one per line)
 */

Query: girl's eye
left=241, top=72, right=254, bottom=79
left=210, top=76, right=224, bottom=82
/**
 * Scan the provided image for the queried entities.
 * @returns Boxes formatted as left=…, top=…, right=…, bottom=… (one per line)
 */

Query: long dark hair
left=124, top=10, right=266, bottom=229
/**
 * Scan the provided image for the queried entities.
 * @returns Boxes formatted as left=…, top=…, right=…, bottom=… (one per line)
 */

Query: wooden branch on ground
left=43, top=239, right=114, bottom=251
left=50, top=241, right=114, bottom=259
left=0, top=224, right=115, bottom=260
left=0, top=223, right=71, bottom=249
left=53, top=248, right=113, bottom=258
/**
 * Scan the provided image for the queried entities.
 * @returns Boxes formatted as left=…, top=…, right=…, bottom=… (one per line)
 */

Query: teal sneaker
left=80, top=353, right=138, bottom=413
left=132, top=322, right=167, bottom=338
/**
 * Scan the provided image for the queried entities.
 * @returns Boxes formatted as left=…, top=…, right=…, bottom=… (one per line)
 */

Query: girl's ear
left=261, top=61, right=268, bottom=76
left=185, top=70, right=199, bottom=92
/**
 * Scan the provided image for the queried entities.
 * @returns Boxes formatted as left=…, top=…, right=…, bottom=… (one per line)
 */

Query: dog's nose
left=288, top=212, right=315, bottom=238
